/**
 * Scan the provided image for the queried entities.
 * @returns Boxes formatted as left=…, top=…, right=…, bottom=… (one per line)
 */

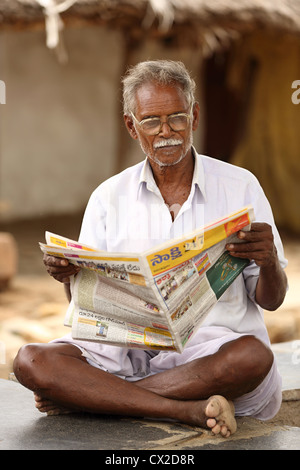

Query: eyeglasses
left=131, top=106, right=193, bottom=136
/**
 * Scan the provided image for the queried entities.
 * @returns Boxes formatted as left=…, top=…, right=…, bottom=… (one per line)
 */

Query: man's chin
left=148, top=152, right=186, bottom=167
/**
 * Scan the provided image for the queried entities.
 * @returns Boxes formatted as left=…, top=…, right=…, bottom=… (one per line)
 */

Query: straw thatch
left=1, top=1, right=300, bottom=39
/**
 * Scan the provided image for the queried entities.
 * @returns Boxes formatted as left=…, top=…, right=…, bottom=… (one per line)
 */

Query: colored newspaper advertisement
left=39, top=206, right=255, bottom=353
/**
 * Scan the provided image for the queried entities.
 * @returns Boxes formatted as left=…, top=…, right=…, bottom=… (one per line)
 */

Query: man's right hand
left=43, top=254, right=80, bottom=283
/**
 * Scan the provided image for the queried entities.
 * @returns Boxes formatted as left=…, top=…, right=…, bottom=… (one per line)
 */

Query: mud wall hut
left=0, top=0, right=299, bottom=233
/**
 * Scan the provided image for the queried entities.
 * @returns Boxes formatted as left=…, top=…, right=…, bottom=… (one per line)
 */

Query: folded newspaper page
left=39, top=205, right=255, bottom=353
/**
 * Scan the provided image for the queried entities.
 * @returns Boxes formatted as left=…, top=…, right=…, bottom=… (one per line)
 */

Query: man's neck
left=148, top=148, right=195, bottom=221
left=148, top=147, right=194, bottom=189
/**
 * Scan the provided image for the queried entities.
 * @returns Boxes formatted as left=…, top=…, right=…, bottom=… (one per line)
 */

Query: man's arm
left=226, top=223, right=288, bottom=311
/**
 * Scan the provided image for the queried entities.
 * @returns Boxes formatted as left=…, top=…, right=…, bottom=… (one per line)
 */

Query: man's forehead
left=135, top=82, right=188, bottom=116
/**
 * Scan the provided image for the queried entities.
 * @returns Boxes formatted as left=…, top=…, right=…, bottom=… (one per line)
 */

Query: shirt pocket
left=217, top=276, right=241, bottom=304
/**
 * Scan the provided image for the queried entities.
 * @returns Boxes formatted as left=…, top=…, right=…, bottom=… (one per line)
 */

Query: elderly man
left=14, top=60, right=287, bottom=438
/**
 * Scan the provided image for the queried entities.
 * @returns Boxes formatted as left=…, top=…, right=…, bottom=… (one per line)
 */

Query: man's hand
left=226, top=222, right=287, bottom=311
left=43, top=254, right=80, bottom=283
left=226, top=223, right=277, bottom=267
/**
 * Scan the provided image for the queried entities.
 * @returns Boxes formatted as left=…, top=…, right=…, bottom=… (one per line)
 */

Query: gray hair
left=122, top=60, right=196, bottom=115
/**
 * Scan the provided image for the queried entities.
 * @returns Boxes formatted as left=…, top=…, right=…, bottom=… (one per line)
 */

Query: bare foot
left=205, top=395, right=237, bottom=437
left=33, top=391, right=236, bottom=437
left=34, top=393, right=75, bottom=416
left=180, top=395, right=236, bottom=437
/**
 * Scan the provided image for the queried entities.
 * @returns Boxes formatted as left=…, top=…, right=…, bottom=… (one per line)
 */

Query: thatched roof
left=1, top=0, right=300, bottom=52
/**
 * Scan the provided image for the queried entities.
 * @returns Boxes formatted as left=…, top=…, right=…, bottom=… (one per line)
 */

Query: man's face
left=125, top=82, right=199, bottom=167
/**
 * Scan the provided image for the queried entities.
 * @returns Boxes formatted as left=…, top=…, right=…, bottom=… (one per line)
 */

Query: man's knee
left=241, top=335, right=273, bottom=375
left=219, top=335, right=274, bottom=382
left=14, top=342, right=86, bottom=391
left=13, top=343, right=46, bottom=390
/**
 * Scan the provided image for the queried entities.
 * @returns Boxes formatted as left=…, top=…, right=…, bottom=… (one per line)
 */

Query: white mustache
left=153, top=139, right=183, bottom=149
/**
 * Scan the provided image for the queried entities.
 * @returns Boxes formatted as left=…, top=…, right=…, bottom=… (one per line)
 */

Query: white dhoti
left=52, top=325, right=282, bottom=421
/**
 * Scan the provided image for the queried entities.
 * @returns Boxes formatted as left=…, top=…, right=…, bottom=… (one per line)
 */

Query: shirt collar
left=137, top=146, right=207, bottom=201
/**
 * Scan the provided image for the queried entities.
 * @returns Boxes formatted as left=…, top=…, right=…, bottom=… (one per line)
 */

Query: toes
left=210, top=423, right=230, bottom=438
left=206, top=418, right=217, bottom=429
left=35, top=399, right=51, bottom=411
left=35, top=403, right=52, bottom=413
left=46, top=409, right=62, bottom=416
left=205, top=395, right=237, bottom=437
left=211, top=423, right=221, bottom=435
left=220, top=425, right=230, bottom=437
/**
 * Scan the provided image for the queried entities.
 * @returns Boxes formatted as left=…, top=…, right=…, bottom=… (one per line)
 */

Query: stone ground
left=0, top=213, right=299, bottom=437
left=1, top=374, right=299, bottom=450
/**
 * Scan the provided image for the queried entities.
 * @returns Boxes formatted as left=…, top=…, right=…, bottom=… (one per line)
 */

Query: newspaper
left=39, top=205, right=255, bottom=353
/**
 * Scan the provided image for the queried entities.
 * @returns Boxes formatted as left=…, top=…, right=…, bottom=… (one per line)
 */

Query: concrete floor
left=0, top=341, right=299, bottom=451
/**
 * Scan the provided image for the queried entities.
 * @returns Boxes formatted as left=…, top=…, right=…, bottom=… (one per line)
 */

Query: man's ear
left=191, top=102, right=200, bottom=131
left=124, top=115, right=138, bottom=140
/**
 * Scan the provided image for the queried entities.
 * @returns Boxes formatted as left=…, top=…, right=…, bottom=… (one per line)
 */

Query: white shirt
left=79, top=148, right=287, bottom=346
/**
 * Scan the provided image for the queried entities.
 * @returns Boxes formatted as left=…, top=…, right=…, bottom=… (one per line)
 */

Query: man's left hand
left=226, top=222, right=278, bottom=268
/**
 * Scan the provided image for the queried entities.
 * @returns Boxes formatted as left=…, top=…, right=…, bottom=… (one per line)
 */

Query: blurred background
left=0, top=0, right=299, bottom=379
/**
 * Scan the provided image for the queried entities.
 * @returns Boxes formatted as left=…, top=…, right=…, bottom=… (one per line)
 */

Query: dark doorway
left=202, top=48, right=258, bottom=162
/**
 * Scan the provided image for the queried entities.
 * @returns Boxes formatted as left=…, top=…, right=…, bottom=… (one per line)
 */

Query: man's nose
left=160, top=121, right=173, bottom=137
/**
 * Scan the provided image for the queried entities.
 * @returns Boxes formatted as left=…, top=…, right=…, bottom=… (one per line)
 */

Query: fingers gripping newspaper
left=40, top=206, right=255, bottom=353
